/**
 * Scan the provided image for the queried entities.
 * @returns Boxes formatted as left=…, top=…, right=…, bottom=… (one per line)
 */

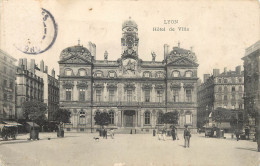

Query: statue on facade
left=151, top=51, right=156, bottom=61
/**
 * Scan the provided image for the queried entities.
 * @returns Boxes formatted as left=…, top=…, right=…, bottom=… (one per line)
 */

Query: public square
left=0, top=132, right=259, bottom=166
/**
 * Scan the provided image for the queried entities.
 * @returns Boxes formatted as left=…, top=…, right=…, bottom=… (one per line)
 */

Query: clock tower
left=121, top=17, right=139, bottom=56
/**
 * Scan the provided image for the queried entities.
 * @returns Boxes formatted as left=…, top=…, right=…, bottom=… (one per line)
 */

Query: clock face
left=126, top=36, right=134, bottom=48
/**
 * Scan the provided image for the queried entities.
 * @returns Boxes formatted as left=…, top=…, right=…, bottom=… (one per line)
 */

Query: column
left=136, top=110, right=138, bottom=127
left=121, top=110, right=124, bottom=127
left=140, top=110, right=143, bottom=127
left=117, top=109, right=121, bottom=127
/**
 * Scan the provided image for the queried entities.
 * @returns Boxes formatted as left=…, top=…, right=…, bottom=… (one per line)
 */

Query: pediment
left=167, top=57, right=198, bottom=67
left=59, top=55, right=92, bottom=64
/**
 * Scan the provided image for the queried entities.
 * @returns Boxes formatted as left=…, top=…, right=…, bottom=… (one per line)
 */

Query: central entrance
left=124, top=110, right=136, bottom=127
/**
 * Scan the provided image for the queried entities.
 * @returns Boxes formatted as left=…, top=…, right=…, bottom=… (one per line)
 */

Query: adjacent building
left=197, top=67, right=244, bottom=128
left=16, top=59, right=59, bottom=120
left=0, top=49, right=17, bottom=121
left=242, top=40, right=260, bottom=138
left=59, top=18, right=199, bottom=132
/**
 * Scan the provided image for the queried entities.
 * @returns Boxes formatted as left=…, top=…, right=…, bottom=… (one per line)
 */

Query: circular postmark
left=15, top=8, right=58, bottom=55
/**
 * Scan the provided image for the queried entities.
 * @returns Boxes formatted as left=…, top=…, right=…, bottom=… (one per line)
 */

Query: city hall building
left=59, top=18, right=199, bottom=132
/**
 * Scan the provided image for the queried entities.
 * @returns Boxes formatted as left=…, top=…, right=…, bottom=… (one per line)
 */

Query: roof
left=59, top=45, right=92, bottom=62
left=122, top=17, right=138, bottom=29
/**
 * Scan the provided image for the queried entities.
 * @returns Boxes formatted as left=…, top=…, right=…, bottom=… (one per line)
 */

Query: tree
left=94, top=112, right=110, bottom=127
left=162, top=111, right=179, bottom=126
left=53, top=108, right=71, bottom=123
left=22, top=101, right=47, bottom=129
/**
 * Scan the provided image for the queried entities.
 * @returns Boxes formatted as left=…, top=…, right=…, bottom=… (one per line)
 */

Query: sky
left=0, top=0, right=259, bottom=80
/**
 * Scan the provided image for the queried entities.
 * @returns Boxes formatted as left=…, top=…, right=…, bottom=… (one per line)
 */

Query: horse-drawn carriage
left=0, top=122, right=21, bottom=141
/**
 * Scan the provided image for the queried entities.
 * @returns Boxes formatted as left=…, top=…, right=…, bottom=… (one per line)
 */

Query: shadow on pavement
left=235, top=147, right=258, bottom=152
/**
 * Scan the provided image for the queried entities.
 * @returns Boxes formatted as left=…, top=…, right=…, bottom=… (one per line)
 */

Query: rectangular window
left=145, top=90, right=150, bottom=102
left=9, top=81, right=13, bottom=90
left=186, top=89, right=192, bottom=102
left=96, top=90, right=101, bottom=102
left=157, top=90, right=163, bottom=102
left=185, top=114, right=192, bottom=124
left=66, top=88, right=72, bottom=101
left=127, top=90, right=132, bottom=102
left=173, top=90, right=179, bottom=102
left=3, top=93, right=7, bottom=101
left=79, top=88, right=85, bottom=101
left=109, top=90, right=114, bottom=102
left=3, top=80, right=7, bottom=87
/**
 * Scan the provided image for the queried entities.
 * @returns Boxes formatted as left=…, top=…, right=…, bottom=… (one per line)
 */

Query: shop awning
left=3, top=121, right=23, bottom=127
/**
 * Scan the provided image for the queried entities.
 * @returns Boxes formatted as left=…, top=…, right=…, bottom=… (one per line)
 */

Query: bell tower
left=121, top=17, right=139, bottom=56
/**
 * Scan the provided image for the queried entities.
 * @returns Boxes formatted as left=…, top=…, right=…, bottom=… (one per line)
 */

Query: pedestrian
left=245, top=127, right=250, bottom=140
left=162, top=127, right=166, bottom=141
left=183, top=125, right=191, bottom=148
left=171, top=126, right=176, bottom=141
left=235, top=130, right=240, bottom=141
left=110, top=129, right=114, bottom=139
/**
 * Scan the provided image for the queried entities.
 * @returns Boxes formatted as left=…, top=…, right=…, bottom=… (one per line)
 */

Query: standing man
left=184, top=125, right=191, bottom=148
left=171, top=126, right=176, bottom=141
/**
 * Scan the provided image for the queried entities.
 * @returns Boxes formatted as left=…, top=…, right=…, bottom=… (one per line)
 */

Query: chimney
left=164, top=44, right=169, bottom=60
left=88, top=42, right=96, bottom=61
left=40, top=60, right=44, bottom=72
left=45, top=66, right=48, bottom=74
left=93, top=43, right=96, bottom=60
left=29, top=59, right=35, bottom=74
left=236, top=66, right=241, bottom=75
left=213, top=69, right=220, bottom=76
left=51, top=68, right=55, bottom=78
left=203, top=74, right=210, bottom=83
left=178, top=41, right=180, bottom=48
left=224, top=67, right=227, bottom=74
left=104, top=51, right=108, bottom=61
left=18, top=59, right=23, bottom=68
left=23, top=58, right=27, bottom=70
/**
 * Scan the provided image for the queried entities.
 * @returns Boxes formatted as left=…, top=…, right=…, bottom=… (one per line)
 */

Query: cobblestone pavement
left=0, top=132, right=259, bottom=166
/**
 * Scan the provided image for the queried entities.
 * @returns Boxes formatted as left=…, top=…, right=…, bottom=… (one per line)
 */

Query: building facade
left=242, top=40, right=260, bottom=139
left=59, top=18, right=199, bottom=132
left=197, top=67, right=244, bottom=128
left=16, top=59, right=59, bottom=120
left=0, top=49, right=16, bottom=121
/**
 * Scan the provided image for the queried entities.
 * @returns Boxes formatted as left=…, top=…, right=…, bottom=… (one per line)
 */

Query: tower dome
left=122, top=17, right=138, bottom=30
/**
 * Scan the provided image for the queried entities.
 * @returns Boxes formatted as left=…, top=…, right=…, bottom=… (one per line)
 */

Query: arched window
left=218, top=79, right=222, bottom=83
left=156, top=72, right=164, bottom=78
left=144, top=111, right=150, bottom=124
left=185, top=71, right=193, bottom=77
left=218, top=87, right=222, bottom=92
left=65, top=69, right=73, bottom=76
left=172, top=71, right=180, bottom=77
left=157, top=111, right=163, bottom=124
left=108, top=71, right=116, bottom=78
left=78, top=69, right=86, bottom=76
left=109, top=111, right=114, bottom=124
left=143, top=72, right=151, bottom=78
